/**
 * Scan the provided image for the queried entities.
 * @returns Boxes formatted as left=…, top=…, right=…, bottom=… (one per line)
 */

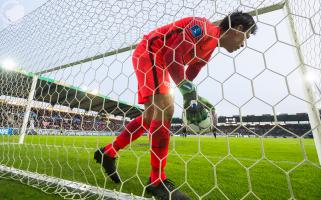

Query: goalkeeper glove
left=197, top=96, right=215, bottom=112
left=178, top=80, right=208, bottom=124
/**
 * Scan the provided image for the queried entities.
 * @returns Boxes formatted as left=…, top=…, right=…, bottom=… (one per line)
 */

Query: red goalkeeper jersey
left=146, top=17, right=220, bottom=83
left=133, top=17, right=221, bottom=103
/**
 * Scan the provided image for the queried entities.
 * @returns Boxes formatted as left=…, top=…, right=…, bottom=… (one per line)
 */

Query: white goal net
left=0, top=0, right=321, bottom=199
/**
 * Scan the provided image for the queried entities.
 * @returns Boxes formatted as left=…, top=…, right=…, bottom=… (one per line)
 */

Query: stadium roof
left=0, top=67, right=143, bottom=119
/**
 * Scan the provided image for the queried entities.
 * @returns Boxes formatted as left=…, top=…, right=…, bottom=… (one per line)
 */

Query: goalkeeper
left=95, top=11, right=257, bottom=200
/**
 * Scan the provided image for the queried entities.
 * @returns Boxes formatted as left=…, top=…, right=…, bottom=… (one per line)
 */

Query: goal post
left=19, top=75, right=39, bottom=144
left=283, top=0, right=321, bottom=165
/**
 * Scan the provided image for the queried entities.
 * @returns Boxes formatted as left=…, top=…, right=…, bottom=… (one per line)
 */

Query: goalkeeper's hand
left=197, top=95, right=215, bottom=112
left=178, top=80, right=213, bottom=123
left=198, top=95, right=217, bottom=126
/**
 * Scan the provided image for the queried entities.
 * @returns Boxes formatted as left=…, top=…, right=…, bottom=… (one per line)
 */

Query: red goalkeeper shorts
left=132, top=38, right=171, bottom=104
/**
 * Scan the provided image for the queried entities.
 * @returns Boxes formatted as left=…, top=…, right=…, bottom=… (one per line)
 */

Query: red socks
left=104, top=116, right=171, bottom=186
left=149, top=120, right=171, bottom=185
left=104, top=115, right=149, bottom=158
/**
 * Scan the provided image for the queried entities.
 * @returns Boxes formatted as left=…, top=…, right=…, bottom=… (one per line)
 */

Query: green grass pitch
left=1, top=135, right=321, bottom=200
left=0, top=178, right=63, bottom=200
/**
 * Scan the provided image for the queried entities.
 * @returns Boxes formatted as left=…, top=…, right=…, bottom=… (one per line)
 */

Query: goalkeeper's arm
left=177, top=80, right=216, bottom=124
left=185, top=52, right=212, bottom=81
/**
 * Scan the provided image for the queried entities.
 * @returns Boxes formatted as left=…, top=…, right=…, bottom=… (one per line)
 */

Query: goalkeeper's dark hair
left=219, top=11, right=257, bottom=34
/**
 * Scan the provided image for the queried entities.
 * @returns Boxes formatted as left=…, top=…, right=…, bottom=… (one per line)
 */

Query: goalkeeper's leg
left=146, top=94, right=190, bottom=200
left=148, top=94, right=173, bottom=184
left=94, top=103, right=153, bottom=183
left=103, top=104, right=153, bottom=157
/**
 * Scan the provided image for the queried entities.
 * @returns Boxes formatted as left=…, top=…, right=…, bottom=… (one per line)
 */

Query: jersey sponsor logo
left=190, top=25, right=202, bottom=38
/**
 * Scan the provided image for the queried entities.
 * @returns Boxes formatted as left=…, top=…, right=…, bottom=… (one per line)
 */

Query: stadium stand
left=172, top=112, right=319, bottom=138
left=1, top=100, right=318, bottom=137
left=1, top=100, right=318, bottom=138
left=0, top=101, right=126, bottom=133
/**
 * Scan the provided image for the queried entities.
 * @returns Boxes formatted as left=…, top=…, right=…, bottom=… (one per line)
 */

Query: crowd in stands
left=0, top=103, right=25, bottom=128
left=171, top=123, right=312, bottom=138
left=215, top=123, right=312, bottom=137
left=0, top=102, right=315, bottom=138
left=0, top=102, right=125, bottom=132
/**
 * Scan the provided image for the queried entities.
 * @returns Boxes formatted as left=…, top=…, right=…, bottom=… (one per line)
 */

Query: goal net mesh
left=0, top=0, right=320, bottom=199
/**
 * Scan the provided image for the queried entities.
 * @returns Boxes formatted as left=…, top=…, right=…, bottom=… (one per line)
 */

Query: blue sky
left=0, top=0, right=320, bottom=117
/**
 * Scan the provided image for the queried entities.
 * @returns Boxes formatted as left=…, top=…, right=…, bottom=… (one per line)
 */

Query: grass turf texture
left=1, top=135, right=321, bottom=200
left=0, top=178, right=63, bottom=200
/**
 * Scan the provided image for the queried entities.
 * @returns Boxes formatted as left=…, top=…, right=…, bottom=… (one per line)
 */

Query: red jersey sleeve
left=186, top=52, right=212, bottom=81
